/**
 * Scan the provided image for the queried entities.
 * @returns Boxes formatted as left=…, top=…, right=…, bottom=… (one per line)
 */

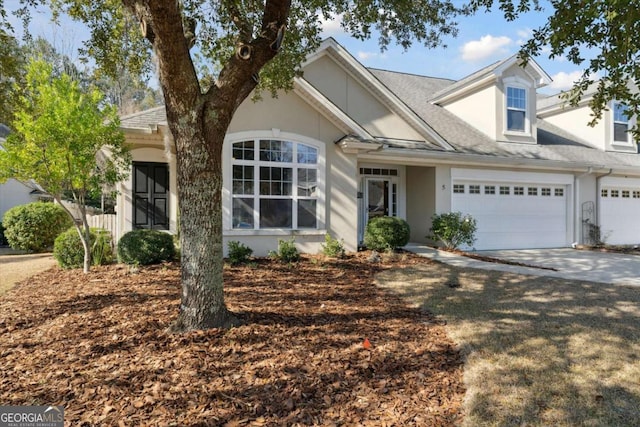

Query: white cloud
left=357, top=51, right=376, bottom=60
left=460, top=35, right=513, bottom=62
left=356, top=51, right=387, bottom=62
left=516, top=28, right=533, bottom=45
left=320, top=13, right=345, bottom=36
left=549, top=70, right=584, bottom=91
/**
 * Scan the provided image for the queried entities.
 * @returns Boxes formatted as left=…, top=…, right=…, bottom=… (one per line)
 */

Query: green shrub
left=2, top=202, right=73, bottom=252
left=269, top=238, right=300, bottom=263
left=227, top=240, right=253, bottom=265
left=117, top=229, right=176, bottom=265
left=0, top=222, right=7, bottom=246
left=364, top=216, right=410, bottom=251
left=53, top=227, right=114, bottom=269
left=429, top=212, right=477, bottom=250
left=321, top=233, right=345, bottom=258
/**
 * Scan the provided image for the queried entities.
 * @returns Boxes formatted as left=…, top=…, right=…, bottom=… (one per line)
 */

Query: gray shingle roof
left=120, top=106, right=167, bottom=130
left=119, top=67, right=640, bottom=171
left=370, top=68, right=640, bottom=169
left=428, top=56, right=512, bottom=102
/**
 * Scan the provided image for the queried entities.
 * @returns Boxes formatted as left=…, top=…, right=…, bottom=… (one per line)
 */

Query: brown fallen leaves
left=0, top=253, right=464, bottom=426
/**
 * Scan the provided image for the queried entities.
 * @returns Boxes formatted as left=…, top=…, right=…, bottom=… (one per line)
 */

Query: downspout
left=574, top=167, right=593, bottom=246
left=595, top=168, right=614, bottom=234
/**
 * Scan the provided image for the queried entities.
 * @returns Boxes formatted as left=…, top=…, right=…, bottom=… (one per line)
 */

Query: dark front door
left=133, top=162, right=169, bottom=230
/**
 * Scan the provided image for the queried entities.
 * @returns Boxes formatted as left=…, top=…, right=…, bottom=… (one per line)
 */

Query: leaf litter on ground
left=0, top=253, right=464, bottom=426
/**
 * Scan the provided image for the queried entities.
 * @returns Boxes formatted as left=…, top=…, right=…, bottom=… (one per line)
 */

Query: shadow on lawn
left=377, top=260, right=640, bottom=426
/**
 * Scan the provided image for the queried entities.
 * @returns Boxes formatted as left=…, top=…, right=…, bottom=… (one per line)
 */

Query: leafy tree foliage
left=0, top=29, right=26, bottom=124
left=0, top=59, right=131, bottom=273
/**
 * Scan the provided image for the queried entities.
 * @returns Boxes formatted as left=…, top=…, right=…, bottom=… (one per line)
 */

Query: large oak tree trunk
left=169, top=110, right=239, bottom=331
left=128, top=0, right=290, bottom=331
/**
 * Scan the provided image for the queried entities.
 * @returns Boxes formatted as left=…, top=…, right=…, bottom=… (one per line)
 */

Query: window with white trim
left=506, top=86, right=527, bottom=132
left=613, top=102, right=630, bottom=143
left=231, top=139, right=319, bottom=229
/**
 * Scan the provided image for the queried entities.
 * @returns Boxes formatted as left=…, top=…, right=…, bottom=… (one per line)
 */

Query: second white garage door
left=599, top=176, right=640, bottom=245
left=451, top=169, right=572, bottom=250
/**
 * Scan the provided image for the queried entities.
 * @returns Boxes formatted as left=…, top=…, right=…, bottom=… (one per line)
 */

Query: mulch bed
left=0, top=253, right=464, bottom=426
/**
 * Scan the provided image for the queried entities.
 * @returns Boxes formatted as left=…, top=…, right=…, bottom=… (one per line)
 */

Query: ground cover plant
left=0, top=253, right=464, bottom=425
left=377, top=261, right=640, bottom=426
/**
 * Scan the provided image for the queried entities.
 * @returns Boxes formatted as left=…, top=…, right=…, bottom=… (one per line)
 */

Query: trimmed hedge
left=364, top=216, right=410, bottom=251
left=2, top=202, right=73, bottom=252
left=117, top=229, right=176, bottom=265
left=53, top=227, right=114, bottom=269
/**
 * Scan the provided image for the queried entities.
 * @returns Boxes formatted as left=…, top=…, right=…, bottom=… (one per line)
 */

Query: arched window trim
left=222, top=130, right=326, bottom=233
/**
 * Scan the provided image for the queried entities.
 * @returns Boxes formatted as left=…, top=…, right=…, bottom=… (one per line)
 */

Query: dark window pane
left=154, top=167, right=167, bottom=194
left=135, top=166, right=148, bottom=193
left=232, top=141, right=254, bottom=160
left=232, top=198, right=254, bottom=228
left=233, top=165, right=244, bottom=179
left=507, top=110, right=525, bottom=131
left=135, top=197, right=148, bottom=226
left=614, top=123, right=629, bottom=142
left=260, top=199, right=292, bottom=228
left=298, top=199, right=317, bottom=228
left=153, top=198, right=168, bottom=227
left=259, top=140, right=293, bottom=162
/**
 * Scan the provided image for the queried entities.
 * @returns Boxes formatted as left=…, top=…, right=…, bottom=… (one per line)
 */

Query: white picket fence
left=87, top=214, right=118, bottom=242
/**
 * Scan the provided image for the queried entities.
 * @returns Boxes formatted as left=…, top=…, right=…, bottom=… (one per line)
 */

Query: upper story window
left=231, top=139, right=319, bottom=230
left=613, top=102, right=630, bottom=144
left=506, top=86, right=527, bottom=132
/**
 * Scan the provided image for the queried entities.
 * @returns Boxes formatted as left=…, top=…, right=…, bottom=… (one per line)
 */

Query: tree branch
left=123, top=1, right=201, bottom=115
left=205, top=0, right=291, bottom=113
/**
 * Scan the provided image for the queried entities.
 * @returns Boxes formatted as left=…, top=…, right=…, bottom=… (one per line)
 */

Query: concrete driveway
left=406, top=245, right=640, bottom=287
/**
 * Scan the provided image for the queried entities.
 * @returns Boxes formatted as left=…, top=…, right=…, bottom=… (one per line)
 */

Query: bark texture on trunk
left=125, top=0, right=291, bottom=331
left=170, top=116, right=240, bottom=331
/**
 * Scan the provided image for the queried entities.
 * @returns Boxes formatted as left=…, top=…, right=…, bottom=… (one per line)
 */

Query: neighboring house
left=0, top=124, right=51, bottom=221
left=116, top=38, right=640, bottom=255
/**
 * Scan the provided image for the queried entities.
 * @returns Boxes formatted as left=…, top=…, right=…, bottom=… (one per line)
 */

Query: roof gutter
left=359, top=146, right=616, bottom=173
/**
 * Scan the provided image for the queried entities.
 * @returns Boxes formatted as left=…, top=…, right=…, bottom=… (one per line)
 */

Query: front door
left=133, top=162, right=169, bottom=230
left=366, top=178, right=390, bottom=220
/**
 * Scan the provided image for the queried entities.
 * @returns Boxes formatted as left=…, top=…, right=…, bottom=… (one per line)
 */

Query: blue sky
left=7, top=1, right=591, bottom=94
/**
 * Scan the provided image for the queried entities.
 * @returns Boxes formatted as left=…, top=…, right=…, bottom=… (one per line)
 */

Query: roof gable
left=431, top=55, right=552, bottom=105
left=302, top=38, right=454, bottom=151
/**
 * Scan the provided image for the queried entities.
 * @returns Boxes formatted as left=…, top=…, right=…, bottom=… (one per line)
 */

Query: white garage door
left=599, top=177, right=640, bottom=245
left=451, top=170, right=570, bottom=250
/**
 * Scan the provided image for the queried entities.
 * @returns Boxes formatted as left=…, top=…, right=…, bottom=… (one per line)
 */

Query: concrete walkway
left=406, top=244, right=640, bottom=287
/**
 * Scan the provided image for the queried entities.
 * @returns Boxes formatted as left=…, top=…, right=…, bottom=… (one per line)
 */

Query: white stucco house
left=115, top=38, right=640, bottom=255
left=0, top=125, right=50, bottom=222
